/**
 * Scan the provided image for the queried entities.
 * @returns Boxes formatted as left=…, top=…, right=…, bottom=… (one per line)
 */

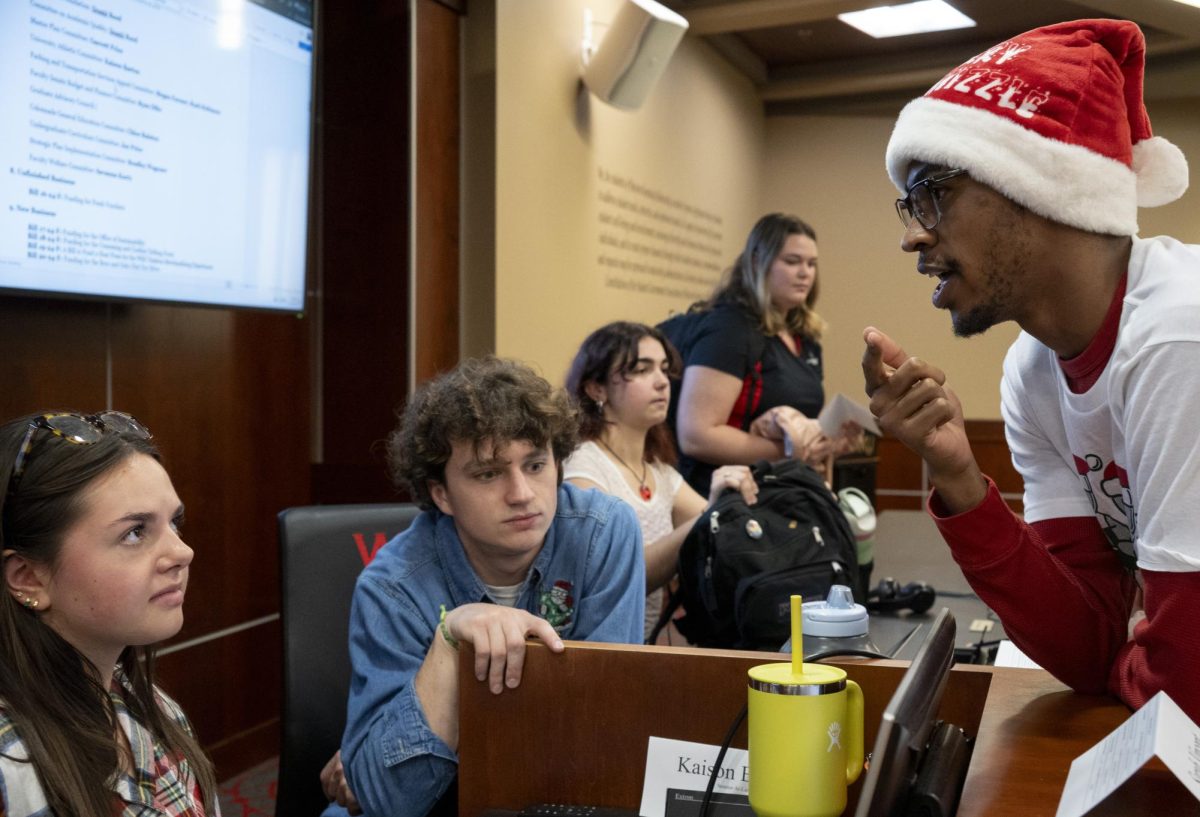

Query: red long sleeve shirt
left=931, top=479, right=1200, bottom=722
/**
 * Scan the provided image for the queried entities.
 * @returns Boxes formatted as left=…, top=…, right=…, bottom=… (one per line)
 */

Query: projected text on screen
left=0, top=0, right=314, bottom=310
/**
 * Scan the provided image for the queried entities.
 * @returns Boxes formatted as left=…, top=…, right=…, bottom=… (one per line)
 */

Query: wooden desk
left=458, top=643, right=1196, bottom=817
left=958, top=668, right=1194, bottom=816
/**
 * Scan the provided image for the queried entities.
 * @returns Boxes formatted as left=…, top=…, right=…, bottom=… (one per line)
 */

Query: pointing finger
left=862, top=326, right=893, bottom=396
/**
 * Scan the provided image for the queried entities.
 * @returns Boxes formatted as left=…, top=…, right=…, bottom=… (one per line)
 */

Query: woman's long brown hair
left=0, top=413, right=217, bottom=817
left=708, top=213, right=827, bottom=340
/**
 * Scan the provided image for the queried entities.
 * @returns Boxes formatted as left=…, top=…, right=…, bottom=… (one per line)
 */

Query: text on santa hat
left=963, top=42, right=1032, bottom=68
left=926, top=39, right=1049, bottom=120
left=928, top=68, right=1048, bottom=120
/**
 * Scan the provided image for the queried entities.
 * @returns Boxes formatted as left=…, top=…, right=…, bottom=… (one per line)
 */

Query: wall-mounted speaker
left=581, top=0, right=689, bottom=111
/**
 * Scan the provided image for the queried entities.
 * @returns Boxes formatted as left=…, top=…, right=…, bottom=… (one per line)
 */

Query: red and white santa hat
left=885, top=19, right=1188, bottom=236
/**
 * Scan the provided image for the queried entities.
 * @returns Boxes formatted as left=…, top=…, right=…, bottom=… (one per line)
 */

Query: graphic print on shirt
left=1073, top=453, right=1137, bottom=568
left=538, top=579, right=575, bottom=630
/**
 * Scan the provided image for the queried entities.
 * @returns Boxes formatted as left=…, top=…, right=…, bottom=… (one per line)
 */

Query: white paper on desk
left=818, top=393, right=881, bottom=438
left=1055, top=691, right=1200, bottom=817
left=993, top=640, right=1044, bottom=670
left=639, top=736, right=752, bottom=817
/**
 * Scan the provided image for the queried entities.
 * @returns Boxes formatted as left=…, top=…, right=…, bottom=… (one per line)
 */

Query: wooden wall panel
left=875, top=436, right=925, bottom=511
left=964, top=419, right=1024, bottom=497
left=0, top=296, right=109, bottom=415
left=108, top=304, right=311, bottom=636
left=0, top=298, right=309, bottom=781
left=314, top=0, right=461, bottom=504
left=156, top=618, right=284, bottom=778
left=314, top=1, right=413, bottom=505
left=413, top=0, right=462, bottom=384
left=875, top=420, right=1024, bottom=513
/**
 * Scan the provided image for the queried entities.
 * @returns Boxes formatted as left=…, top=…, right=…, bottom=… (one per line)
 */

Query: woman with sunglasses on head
left=564, top=322, right=757, bottom=641
left=0, top=411, right=218, bottom=816
left=666, top=213, right=862, bottom=494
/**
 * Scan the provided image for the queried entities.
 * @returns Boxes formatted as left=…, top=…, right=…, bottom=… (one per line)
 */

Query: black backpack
left=654, top=458, right=861, bottom=649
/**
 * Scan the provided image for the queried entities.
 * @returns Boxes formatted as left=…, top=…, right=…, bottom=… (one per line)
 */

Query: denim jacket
left=338, top=483, right=644, bottom=817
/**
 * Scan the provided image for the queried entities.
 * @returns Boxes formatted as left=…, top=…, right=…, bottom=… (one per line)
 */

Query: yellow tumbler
left=747, top=596, right=864, bottom=817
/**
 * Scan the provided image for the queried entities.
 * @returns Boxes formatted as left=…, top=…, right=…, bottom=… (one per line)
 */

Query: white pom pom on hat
left=1134, top=135, right=1189, bottom=207
left=885, top=19, right=1189, bottom=236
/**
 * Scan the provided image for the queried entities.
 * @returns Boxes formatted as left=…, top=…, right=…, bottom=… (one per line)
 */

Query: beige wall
left=464, top=2, right=1200, bottom=409
left=762, top=98, right=1200, bottom=420
left=465, top=0, right=766, bottom=383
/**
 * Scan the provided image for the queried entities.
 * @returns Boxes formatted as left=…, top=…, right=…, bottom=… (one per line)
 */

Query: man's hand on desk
left=445, top=603, right=565, bottom=694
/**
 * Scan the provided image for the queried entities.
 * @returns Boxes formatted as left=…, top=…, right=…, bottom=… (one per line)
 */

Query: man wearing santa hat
left=862, top=19, right=1198, bottom=721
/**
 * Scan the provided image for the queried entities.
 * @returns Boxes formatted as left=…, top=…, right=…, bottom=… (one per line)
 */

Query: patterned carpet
left=218, top=756, right=278, bottom=816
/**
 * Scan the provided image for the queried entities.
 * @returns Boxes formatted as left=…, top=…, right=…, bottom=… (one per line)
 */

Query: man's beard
left=948, top=239, right=1020, bottom=338
left=951, top=301, right=1003, bottom=337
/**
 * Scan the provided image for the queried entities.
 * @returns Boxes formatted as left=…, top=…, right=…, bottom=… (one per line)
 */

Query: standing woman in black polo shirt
left=671, top=213, right=858, bottom=494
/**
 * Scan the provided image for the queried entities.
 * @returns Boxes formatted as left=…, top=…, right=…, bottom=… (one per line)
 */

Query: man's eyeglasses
left=8, top=412, right=152, bottom=493
left=895, top=168, right=967, bottom=231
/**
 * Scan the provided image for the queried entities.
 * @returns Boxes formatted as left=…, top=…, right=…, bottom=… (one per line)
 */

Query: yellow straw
left=791, top=594, right=803, bottom=676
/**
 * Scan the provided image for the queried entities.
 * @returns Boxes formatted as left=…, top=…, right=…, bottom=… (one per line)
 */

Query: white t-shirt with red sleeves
left=1001, top=234, right=1200, bottom=573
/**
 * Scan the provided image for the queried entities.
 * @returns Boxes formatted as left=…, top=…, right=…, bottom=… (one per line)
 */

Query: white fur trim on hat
left=886, top=96, right=1139, bottom=236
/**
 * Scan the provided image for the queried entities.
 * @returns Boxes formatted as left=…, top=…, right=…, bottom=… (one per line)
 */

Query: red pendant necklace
left=599, top=438, right=652, bottom=500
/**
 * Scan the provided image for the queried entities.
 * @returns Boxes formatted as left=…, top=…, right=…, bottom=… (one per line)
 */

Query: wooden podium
left=456, top=642, right=990, bottom=816
left=457, top=642, right=1196, bottom=817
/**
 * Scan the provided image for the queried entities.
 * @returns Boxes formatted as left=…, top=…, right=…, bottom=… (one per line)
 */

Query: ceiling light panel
left=838, top=0, right=976, bottom=39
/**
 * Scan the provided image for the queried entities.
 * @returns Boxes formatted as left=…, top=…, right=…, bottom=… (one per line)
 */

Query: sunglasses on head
left=8, top=412, right=152, bottom=494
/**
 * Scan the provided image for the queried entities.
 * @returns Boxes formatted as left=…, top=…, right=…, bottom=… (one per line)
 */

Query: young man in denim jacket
left=322, top=357, right=645, bottom=817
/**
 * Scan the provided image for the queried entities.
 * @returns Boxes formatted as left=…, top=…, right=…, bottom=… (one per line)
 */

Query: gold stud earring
left=28, top=598, right=39, bottom=610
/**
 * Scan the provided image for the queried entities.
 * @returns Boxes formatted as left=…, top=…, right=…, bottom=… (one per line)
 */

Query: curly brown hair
left=387, top=357, right=579, bottom=508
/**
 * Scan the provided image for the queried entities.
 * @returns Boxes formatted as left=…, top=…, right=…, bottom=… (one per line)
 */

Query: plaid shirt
left=0, top=669, right=216, bottom=817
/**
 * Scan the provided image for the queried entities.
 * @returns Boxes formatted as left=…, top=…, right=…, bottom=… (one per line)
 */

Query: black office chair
left=277, top=503, right=422, bottom=817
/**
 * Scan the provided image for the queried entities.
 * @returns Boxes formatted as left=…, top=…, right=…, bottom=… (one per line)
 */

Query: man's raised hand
left=861, top=326, right=985, bottom=512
